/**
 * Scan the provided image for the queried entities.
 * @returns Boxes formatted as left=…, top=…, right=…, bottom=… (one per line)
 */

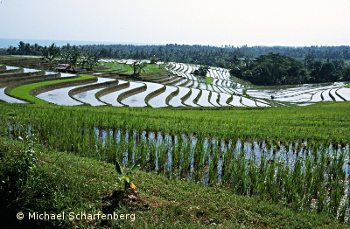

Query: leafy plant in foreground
left=115, top=159, right=140, bottom=193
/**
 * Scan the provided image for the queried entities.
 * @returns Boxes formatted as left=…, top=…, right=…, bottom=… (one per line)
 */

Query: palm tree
left=132, top=61, right=147, bottom=76
left=41, top=43, right=60, bottom=69
left=83, top=51, right=99, bottom=71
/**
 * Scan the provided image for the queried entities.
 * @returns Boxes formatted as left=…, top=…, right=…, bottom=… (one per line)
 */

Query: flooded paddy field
left=2, top=63, right=349, bottom=108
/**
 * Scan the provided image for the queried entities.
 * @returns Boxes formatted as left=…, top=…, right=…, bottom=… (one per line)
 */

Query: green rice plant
left=235, top=149, right=248, bottom=195
left=136, top=135, right=148, bottom=171
left=328, top=147, right=346, bottom=217
left=180, top=136, right=191, bottom=181
left=302, top=154, right=314, bottom=209
left=290, top=157, right=303, bottom=210
left=115, top=132, right=125, bottom=168
left=126, top=131, right=135, bottom=167
left=163, top=135, right=172, bottom=179
left=157, top=138, right=167, bottom=174
left=337, top=185, right=350, bottom=222
left=1, top=103, right=350, bottom=223
left=106, top=133, right=118, bottom=163
left=208, top=139, right=218, bottom=186
left=193, top=137, right=205, bottom=182
left=275, top=158, right=288, bottom=204
left=221, top=142, right=234, bottom=187
left=201, top=142, right=210, bottom=185
left=148, top=139, right=156, bottom=172
left=256, top=154, right=268, bottom=199
left=96, top=135, right=104, bottom=161
left=265, top=154, right=278, bottom=201
left=171, top=135, right=182, bottom=179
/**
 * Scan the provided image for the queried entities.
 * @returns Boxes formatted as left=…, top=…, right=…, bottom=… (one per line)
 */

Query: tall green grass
left=1, top=102, right=350, bottom=222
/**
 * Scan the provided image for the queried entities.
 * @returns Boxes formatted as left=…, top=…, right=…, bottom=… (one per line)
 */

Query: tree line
left=6, top=41, right=100, bottom=70
left=230, top=53, right=350, bottom=85
left=5, top=41, right=350, bottom=85
left=7, top=42, right=350, bottom=66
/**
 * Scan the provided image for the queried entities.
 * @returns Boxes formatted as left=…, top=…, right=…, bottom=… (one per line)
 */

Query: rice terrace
left=1, top=42, right=350, bottom=228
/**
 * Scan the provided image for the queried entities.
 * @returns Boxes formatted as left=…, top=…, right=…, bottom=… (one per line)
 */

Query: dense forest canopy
left=4, top=41, right=350, bottom=85
left=230, top=53, right=350, bottom=85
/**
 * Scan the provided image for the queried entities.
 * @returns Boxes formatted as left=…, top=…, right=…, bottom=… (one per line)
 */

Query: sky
left=0, top=0, right=349, bottom=47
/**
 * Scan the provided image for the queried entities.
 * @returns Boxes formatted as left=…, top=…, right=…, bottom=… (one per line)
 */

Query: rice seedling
left=1, top=102, right=350, bottom=222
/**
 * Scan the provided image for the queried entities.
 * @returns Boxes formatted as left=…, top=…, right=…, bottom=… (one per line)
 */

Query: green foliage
left=1, top=102, right=350, bottom=224
left=82, top=50, right=100, bottom=70
left=206, top=76, right=213, bottom=84
left=60, top=48, right=80, bottom=67
left=150, top=56, right=157, bottom=64
left=230, top=52, right=349, bottom=85
left=193, top=65, right=209, bottom=78
left=115, top=159, right=140, bottom=192
left=1, top=137, right=347, bottom=228
left=132, top=61, right=147, bottom=76
left=0, top=135, right=38, bottom=202
left=41, top=43, right=60, bottom=65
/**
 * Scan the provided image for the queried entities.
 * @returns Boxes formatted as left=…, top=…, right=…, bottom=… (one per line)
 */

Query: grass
left=1, top=102, right=350, bottom=222
left=141, top=63, right=166, bottom=74
left=97, top=61, right=166, bottom=75
left=1, top=136, right=348, bottom=228
left=8, top=74, right=96, bottom=104
left=206, top=77, right=213, bottom=84
left=98, top=61, right=130, bottom=73
left=2, top=101, right=350, bottom=145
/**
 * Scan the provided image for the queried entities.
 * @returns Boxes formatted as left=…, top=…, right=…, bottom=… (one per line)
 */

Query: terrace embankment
left=0, top=68, right=22, bottom=74
left=179, top=78, right=190, bottom=87
left=0, top=70, right=45, bottom=78
left=154, top=75, right=177, bottom=84
left=145, top=85, right=166, bottom=106
left=193, top=89, right=202, bottom=105
left=95, top=81, right=130, bottom=98
left=4, top=74, right=65, bottom=96
left=0, top=73, right=61, bottom=87
left=31, top=77, right=98, bottom=96
left=226, top=94, right=233, bottom=104
left=186, top=80, right=195, bottom=88
left=0, top=58, right=52, bottom=70
left=181, top=88, right=192, bottom=105
left=166, top=87, right=179, bottom=106
left=69, top=80, right=119, bottom=96
left=165, top=76, right=184, bottom=86
left=117, top=84, right=147, bottom=104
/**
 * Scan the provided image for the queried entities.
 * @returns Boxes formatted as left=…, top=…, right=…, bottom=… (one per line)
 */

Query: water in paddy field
left=5, top=66, right=20, bottom=70
left=184, top=88, right=200, bottom=107
left=23, top=68, right=41, bottom=73
left=197, top=90, right=214, bottom=107
left=119, top=81, right=148, bottom=107
left=87, top=127, right=350, bottom=183
left=148, top=86, right=177, bottom=108
left=247, top=82, right=348, bottom=103
left=37, top=86, right=83, bottom=106
left=6, top=123, right=350, bottom=220
left=168, top=87, right=189, bottom=107
left=73, top=89, right=106, bottom=106
left=0, top=87, right=27, bottom=103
